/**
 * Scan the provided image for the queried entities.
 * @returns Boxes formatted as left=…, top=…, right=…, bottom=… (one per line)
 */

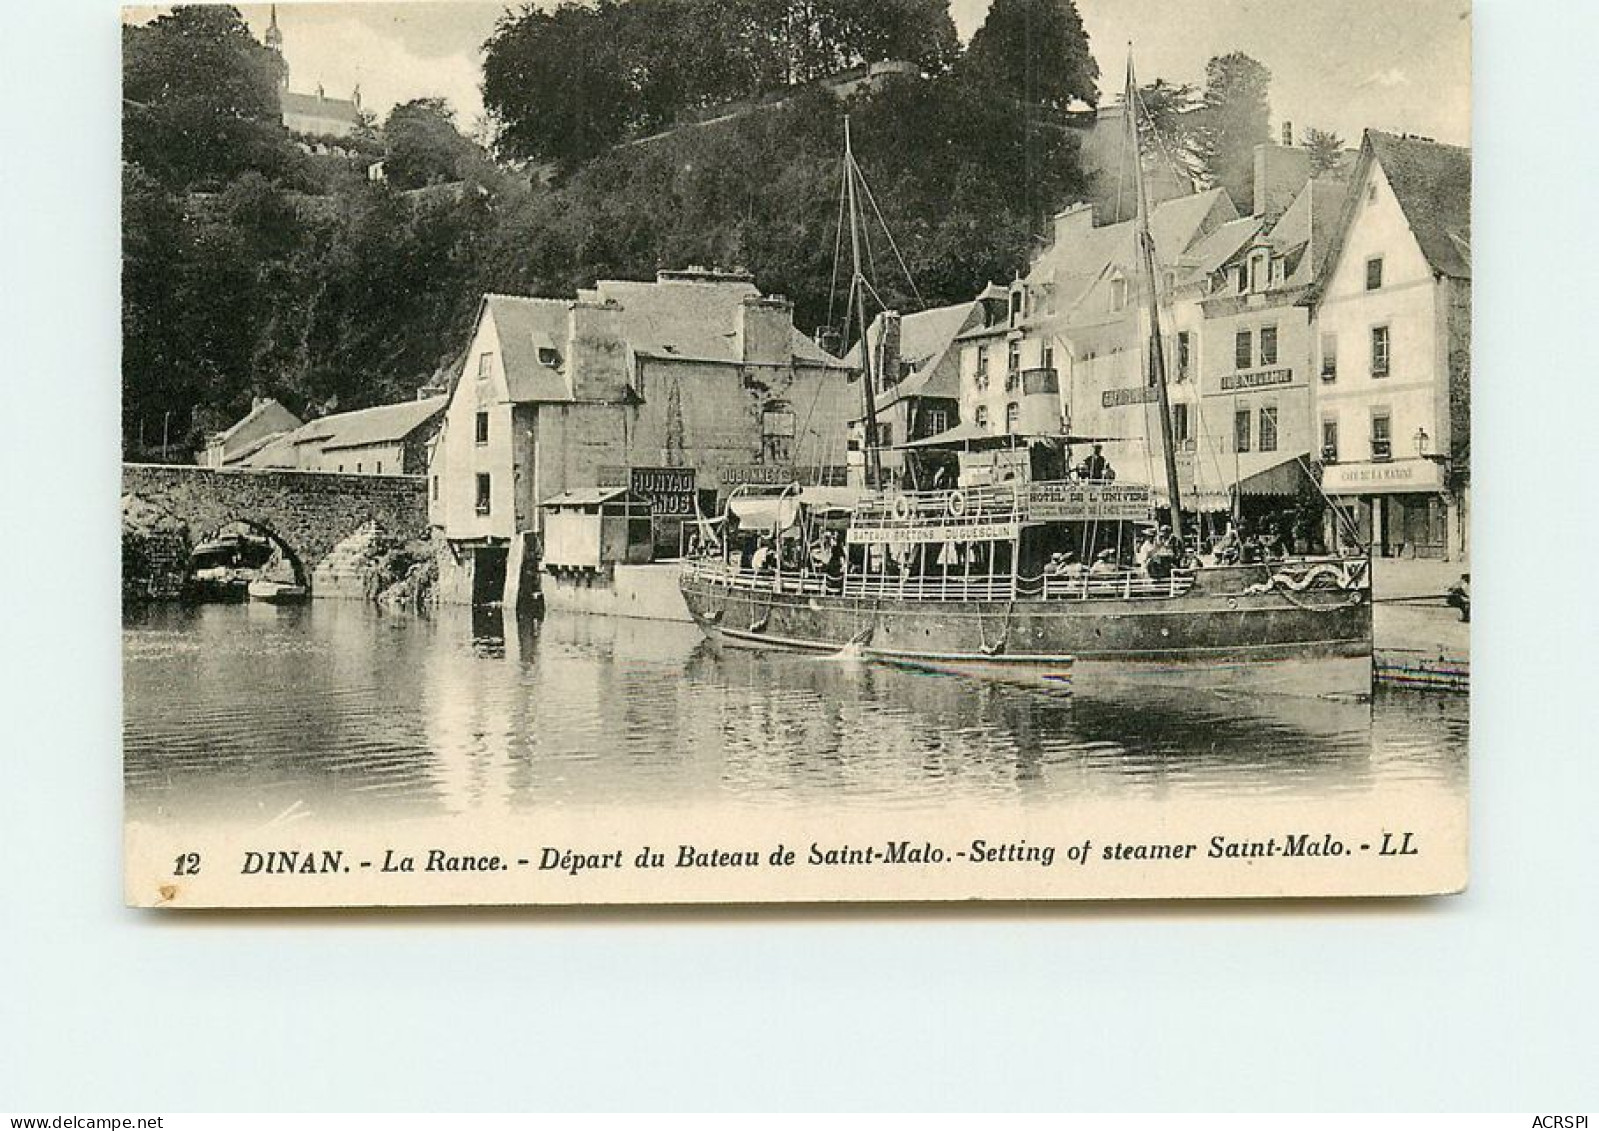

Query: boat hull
left=680, top=563, right=1372, bottom=697
left=247, top=580, right=309, bottom=604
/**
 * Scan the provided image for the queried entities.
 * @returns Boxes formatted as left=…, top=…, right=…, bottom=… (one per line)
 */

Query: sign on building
left=720, top=465, right=849, bottom=488
left=596, top=466, right=697, bottom=516
left=1027, top=483, right=1153, bottom=522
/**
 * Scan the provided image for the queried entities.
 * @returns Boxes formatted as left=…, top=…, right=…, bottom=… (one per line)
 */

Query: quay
left=1371, top=559, right=1470, bottom=691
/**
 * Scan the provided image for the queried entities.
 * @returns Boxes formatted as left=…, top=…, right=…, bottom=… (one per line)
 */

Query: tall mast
left=844, top=117, right=883, bottom=489
left=1126, top=50, right=1185, bottom=547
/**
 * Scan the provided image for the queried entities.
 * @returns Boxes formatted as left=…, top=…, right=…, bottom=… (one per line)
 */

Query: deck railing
left=681, top=558, right=1195, bottom=602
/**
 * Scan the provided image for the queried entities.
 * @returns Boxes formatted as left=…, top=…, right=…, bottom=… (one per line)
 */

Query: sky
left=124, top=0, right=1471, bottom=147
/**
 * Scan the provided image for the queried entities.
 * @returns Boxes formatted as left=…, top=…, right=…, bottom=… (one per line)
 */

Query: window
left=431, top=475, right=439, bottom=501
left=1005, top=402, right=1020, bottom=433
left=1109, top=276, right=1128, bottom=311
left=1371, top=411, right=1392, bottom=461
left=1234, top=408, right=1252, bottom=453
left=1009, top=289, right=1024, bottom=325
left=1234, top=266, right=1247, bottom=294
left=870, top=422, right=893, bottom=447
left=1173, top=402, right=1191, bottom=443
left=1365, top=256, right=1384, bottom=290
left=1270, top=259, right=1286, bottom=285
left=1235, top=329, right=1253, bottom=371
left=1320, top=332, right=1338, bottom=381
left=1176, top=332, right=1192, bottom=382
left=1367, top=181, right=1378, bottom=205
left=1259, top=405, right=1279, bottom=453
left=1371, top=325, right=1391, bottom=377
left=376, top=461, right=383, bottom=475
left=1007, top=339, right=1021, bottom=373
left=924, top=408, right=948, bottom=436
left=475, top=473, right=492, bottom=514
left=975, top=405, right=990, bottom=430
left=1249, top=252, right=1269, bottom=292
left=1321, top=418, right=1339, bottom=463
left=762, top=401, right=795, bottom=463
left=537, top=346, right=559, bottom=366
left=1042, top=344, right=1054, bottom=370
left=356, top=462, right=363, bottom=474
left=1259, top=325, right=1278, bottom=366
left=477, top=352, right=494, bottom=380
left=475, top=411, right=489, bottom=445
left=975, top=345, right=990, bottom=389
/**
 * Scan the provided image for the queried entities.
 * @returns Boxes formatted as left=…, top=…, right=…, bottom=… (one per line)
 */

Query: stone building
left=1193, top=173, right=1350, bottom=520
left=429, top=268, right=852, bottom=604
left=952, top=189, right=1239, bottom=495
left=843, top=298, right=991, bottom=488
left=1306, top=131, right=1471, bottom=560
left=263, top=5, right=363, bottom=139
left=235, top=395, right=446, bottom=476
left=202, top=397, right=302, bottom=468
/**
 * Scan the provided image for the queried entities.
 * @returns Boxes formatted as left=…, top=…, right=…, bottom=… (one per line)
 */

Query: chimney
left=875, top=311, right=902, bottom=391
left=1052, top=202, right=1095, bottom=247
left=1282, top=121, right=1293, bottom=147
left=566, top=298, right=627, bottom=400
left=737, top=294, right=794, bottom=367
left=252, top=395, right=270, bottom=412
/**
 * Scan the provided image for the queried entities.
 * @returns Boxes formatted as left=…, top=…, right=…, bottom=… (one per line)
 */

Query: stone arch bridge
left=122, top=464, right=431, bottom=599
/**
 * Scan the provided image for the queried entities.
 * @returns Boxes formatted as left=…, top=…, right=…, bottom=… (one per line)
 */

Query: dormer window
left=537, top=346, right=560, bottom=366
left=1248, top=251, right=1270, bottom=293
left=1109, top=275, right=1128, bottom=312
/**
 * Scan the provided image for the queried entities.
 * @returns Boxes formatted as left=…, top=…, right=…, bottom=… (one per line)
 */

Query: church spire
left=265, top=5, right=286, bottom=90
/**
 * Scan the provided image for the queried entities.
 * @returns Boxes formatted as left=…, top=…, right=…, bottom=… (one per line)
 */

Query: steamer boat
left=679, top=58, right=1372, bottom=696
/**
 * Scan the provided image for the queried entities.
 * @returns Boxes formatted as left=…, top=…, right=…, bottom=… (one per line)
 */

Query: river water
left=123, top=602, right=1467, bottom=823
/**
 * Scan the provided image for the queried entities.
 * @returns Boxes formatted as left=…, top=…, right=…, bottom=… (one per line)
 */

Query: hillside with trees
left=124, top=1, right=1214, bottom=461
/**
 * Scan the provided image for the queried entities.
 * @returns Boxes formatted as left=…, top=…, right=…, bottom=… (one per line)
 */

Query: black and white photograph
left=118, top=0, right=1471, bottom=908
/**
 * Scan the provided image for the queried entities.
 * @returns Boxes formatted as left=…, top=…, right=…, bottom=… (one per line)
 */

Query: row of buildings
left=208, top=127, right=1469, bottom=603
left=851, top=128, right=1470, bottom=561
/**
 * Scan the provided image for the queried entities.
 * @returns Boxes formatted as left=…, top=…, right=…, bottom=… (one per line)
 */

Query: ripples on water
left=123, top=602, right=1468, bottom=822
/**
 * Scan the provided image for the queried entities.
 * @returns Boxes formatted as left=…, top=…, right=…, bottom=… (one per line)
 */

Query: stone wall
left=121, top=464, right=430, bottom=599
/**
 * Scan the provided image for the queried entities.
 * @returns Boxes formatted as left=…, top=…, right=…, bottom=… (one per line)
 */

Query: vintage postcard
left=121, top=0, right=1470, bottom=908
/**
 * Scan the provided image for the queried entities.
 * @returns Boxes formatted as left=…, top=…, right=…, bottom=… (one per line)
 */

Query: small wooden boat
left=247, top=578, right=309, bottom=604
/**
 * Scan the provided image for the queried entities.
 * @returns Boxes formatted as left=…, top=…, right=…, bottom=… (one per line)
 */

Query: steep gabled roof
left=318, top=396, right=447, bottom=451
left=281, top=90, right=361, bottom=123
left=1027, top=188, right=1239, bottom=323
left=1367, top=130, right=1471, bottom=279
left=482, top=294, right=573, bottom=404
left=1312, top=131, right=1471, bottom=303
left=589, top=277, right=844, bottom=368
left=212, top=397, right=302, bottom=444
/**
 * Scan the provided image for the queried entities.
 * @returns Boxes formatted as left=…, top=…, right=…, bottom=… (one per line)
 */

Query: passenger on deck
left=1146, top=526, right=1177, bottom=581
left=1089, top=548, right=1120, bottom=576
left=1212, top=524, right=1240, bottom=565
left=1078, top=444, right=1115, bottom=482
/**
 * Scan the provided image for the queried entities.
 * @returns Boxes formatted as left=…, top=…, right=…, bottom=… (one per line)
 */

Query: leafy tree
left=1189, top=52, right=1271, bottom=212
left=1134, top=78, right=1203, bottom=180
left=483, top=1, right=636, bottom=168
left=382, top=98, right=480, bottom=189
left=122, top=5, right=290, bottom=189
left=484, top=0, right=964, bottom=166
left=959, top=0, right=1099, bottom=109
left=1302, top=126, right=1347, bottom=175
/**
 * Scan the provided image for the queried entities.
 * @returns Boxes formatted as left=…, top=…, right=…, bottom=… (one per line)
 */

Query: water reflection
left=123, top=602, right=1467, bottom=822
